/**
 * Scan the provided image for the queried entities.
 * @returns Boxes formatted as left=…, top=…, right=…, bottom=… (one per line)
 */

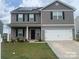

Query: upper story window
left=16, top=13, right=37, bottom=22
left=50, top=11, right=64, bottom=20
left=18, top=14, right=23, bottom=22
left=16, top=14, right=25, bottom=22
left=25, top=14, right=28, bottom=21
left=29, top=14, right=34, bottom=20
left=28, top=14, right=36, bottom=22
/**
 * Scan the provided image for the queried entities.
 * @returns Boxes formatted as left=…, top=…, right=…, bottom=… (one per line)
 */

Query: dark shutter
left=16, top=29, right=18, bottom=37
left=50, top=12, right=53, bottom=20
left=27, top=14, right=29, bottom=21
left=16, top=14, right=18, bottom=21
left=23, top=14, right=25, bottom=21
left=23, top=29, right=24, bottom=37
left=34, top=14, right=36, bottom=21
left=63, top=12, right=65, bottom=20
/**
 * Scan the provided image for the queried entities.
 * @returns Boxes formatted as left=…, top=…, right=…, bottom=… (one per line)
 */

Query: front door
left=31, top=30, right=35, bottom=39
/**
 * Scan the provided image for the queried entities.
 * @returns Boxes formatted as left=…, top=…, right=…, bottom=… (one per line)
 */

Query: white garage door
left=45, top=29, right=73, bottom=41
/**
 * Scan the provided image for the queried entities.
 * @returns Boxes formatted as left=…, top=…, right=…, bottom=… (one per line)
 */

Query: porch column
left=26, top=26, right=28, bottom=40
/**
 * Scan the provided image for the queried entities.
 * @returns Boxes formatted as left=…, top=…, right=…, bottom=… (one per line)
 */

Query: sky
left=0, top=0, right=79, bottom=33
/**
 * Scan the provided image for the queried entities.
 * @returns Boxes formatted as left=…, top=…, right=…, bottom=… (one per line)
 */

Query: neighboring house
left=75, top=16, right=79, bottom=38
left=75, top=16, right=79, bottom=33
left=0, top=20, right=3, bottom=38
left=10, top=0, right=75, bottom=41
left=3, top=24, right=11, bottom=41
left=3, top=33, right=7, bottom=41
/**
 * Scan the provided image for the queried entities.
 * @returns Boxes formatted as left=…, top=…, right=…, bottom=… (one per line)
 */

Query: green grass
left=1, top=42, right=58, bottom=59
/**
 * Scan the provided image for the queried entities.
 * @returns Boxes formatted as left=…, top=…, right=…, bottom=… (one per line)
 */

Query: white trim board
left=41, top=10, right=73, bottom=11
left=42, top=24, right=74, bottom=26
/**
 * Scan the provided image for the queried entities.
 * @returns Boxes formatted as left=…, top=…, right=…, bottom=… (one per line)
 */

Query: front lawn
left=1, top=42, right=58, bottom=59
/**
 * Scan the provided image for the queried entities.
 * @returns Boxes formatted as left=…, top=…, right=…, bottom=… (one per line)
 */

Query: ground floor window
left=16, top=28, right=24, bottom=37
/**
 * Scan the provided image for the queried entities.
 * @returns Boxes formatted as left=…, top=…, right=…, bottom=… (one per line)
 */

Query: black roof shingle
left=11, top=7, right=43, bottom=13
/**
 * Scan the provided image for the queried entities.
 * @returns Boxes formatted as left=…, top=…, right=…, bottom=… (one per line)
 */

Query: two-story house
left=10, top=0, right=75, bottom=41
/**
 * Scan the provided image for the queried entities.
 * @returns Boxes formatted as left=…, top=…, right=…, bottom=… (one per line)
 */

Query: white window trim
left=53, top=11, right=63, bottom=20
left=18, top=29, right=23, bottom=37
left=18, top=14, right=23, bottom=22
left=29, top=14, right=34, bottom=19
left=42, top=24, right=74, bottom=26
left=42, top=10, right=74, bottom=11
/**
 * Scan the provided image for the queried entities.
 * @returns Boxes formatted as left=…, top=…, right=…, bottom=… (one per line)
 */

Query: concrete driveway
left=47, top=40, right=79, bottom=59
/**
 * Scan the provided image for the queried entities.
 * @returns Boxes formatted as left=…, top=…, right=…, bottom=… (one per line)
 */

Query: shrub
left=76, top=34, right=79, bottom=41
left=11, top=39, right=16, bottom=43
left=38, top=39, right=42, bottom=41
left=17, top=37, right=25, bottom=42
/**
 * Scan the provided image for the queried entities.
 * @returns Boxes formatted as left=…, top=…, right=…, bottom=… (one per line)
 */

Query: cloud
left=0, top=0, right=15, bottom=24
left=0, top=0, right=15, bottom=33
left=20, top=0, right=44, bottom=7
left=61, top=0, right=79, bottom=17
left=69, top=0, right=79, bottom=17
left=3, top=25, right=11, bottom=34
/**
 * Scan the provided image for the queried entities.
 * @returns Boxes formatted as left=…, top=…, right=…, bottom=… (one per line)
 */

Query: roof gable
left=42, top=0, right=75, bottom=11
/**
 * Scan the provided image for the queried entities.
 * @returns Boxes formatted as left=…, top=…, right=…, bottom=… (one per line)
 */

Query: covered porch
left=11, top=26, right=41, bottom=41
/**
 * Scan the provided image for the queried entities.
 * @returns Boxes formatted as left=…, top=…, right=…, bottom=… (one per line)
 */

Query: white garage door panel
left=45, top=29, right=72, bottom=41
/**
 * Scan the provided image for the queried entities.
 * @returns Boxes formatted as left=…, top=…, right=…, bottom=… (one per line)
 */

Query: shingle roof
left=11, top=7, right=43, bottom=13
left=18, top=7, right=42, bottom=10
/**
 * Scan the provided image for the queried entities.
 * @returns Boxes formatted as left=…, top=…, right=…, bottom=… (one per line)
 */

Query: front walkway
left=47, top=40, right=79, bottom=59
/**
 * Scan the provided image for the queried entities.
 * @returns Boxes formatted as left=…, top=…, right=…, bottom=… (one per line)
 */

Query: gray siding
left=11, top=28, right=16, bottom=39
left=41, top=11, right=74, bottom=24
left=11, top=13, right=41, bottom=24
left=11, top=13, right=16, bottom=23
left=41, top=29, right=45, bottom=41
left=72, top=28, right=75, bottom=40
